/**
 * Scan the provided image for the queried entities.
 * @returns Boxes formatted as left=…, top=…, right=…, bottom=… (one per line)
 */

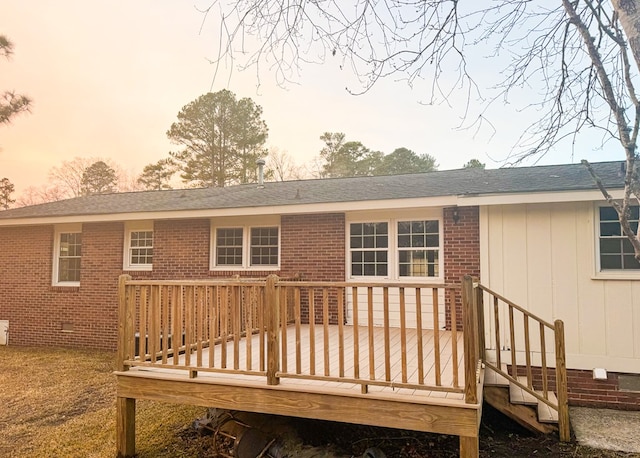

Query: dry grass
left=0, top=346, right=208, bottom=458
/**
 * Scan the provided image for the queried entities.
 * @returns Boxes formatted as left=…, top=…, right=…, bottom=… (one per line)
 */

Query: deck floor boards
left=131, top=324, right=466, bottom=403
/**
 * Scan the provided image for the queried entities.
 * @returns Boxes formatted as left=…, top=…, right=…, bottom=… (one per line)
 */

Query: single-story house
left=0, top=160, right=638, bottom=410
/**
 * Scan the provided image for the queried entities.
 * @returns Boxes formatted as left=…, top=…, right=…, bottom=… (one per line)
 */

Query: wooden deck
left=115, top=275, right=568, bottom=458
left=122, top=325, right=466, bottom=400
left=116, top=324, right=482, bottom=456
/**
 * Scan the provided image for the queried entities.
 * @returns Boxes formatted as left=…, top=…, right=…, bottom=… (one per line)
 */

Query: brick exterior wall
left=0, top=223, right=124, bottom=350
left=280, top=213, right=345, bottom=324
left=443, top=206, right=480, bottom=331
left=1, top=207, right=636, bottom=410
left=0, top=213, right=346, bottom=349
left=515, top=366, right=640, bottom=411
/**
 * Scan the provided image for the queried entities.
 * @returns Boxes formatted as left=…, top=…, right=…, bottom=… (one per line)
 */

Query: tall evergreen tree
left=80, top=161, right=118, bottom=195
left=0, top=35, right=30, bottom=126
left=376, top=148, right=438, bottom=175
left=137, top=158, right=176, bottom=190
left=167, top=90, right=268, bottom=187
left=0, top=177, right=15, bottom=209
left=319, top=132, right=382, bottom=178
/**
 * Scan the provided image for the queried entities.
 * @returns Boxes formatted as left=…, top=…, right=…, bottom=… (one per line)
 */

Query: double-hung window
left=598, top=205, right=640, bottom=271
left=350, top=222, right=388, bottom=276
left=53, top=225, right=82, bottom=286
left=398, top=220, right=440, bottom=277
left=212, top=218, right=280, bottom=270
left=124, top=222, right=153, bottom=271
left=348, top=217, right=442, bottom=280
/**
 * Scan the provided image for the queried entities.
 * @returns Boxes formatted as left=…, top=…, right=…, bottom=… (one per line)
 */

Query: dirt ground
left=1, top=346, right=637, bottom=458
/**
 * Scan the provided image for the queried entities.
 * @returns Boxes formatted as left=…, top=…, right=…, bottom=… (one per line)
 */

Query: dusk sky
left=0, top=1, right=622, bottom=197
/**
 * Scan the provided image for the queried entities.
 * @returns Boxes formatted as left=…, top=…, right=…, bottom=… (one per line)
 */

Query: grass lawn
left=1, top=346, right=634, bottom=457
left=0, top=346, right=208, bottom=458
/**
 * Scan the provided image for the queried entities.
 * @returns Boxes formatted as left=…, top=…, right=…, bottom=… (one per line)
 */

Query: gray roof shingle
left=0, top=160, right=626, bottom=220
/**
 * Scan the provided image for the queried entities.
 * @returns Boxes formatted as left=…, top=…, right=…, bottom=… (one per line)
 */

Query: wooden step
left=484, top=364, right=509, bottom=387
left=509, top=376, right=538, bottom=405
left=536, top=391, right=559, bottom=423
left=483, top=386, right=557, bottom=435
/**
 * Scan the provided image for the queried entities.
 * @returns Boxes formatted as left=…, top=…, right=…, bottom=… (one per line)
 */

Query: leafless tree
left=16, top=184, right=67, bottom=207
left=202, top=0, right=640, bottom=261
left=266, top=148, right=306, bottom=181
left=49, top=156, right=133, bottom=198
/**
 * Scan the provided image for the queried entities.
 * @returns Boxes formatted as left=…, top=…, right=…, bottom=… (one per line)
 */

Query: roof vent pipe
left=256, top=158, right=266, bottom=188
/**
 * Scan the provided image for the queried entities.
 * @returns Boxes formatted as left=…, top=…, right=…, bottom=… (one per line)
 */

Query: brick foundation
left=514, top=365, right=640, bottom=411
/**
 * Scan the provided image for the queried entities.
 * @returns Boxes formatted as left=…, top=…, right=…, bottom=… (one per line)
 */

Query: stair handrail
left=475, top=281, right=570, bottom=442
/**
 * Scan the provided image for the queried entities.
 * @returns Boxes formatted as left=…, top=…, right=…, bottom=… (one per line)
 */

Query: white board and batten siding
left=480, top=202, right=640, bottom=374
left=346, top=286, right=447, bottom=330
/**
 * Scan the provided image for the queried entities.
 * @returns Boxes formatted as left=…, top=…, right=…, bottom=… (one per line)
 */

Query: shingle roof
left=0, top=160, right=626, bottom=220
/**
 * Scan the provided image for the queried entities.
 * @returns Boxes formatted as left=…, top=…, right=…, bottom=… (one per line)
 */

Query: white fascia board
left=0, top=196, right=459, bottom=227
left=457, top=189, right=624, bottom=206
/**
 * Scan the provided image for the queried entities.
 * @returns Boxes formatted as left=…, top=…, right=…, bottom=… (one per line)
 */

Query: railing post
left=266, top=274, right=280, bottom=385
left=475, top=285, right=485, bottom=363
left=554, top=319, right=570, bottom=441
left=462, top=275, right=478, bottom=404
left=117, top=274, right=133, bottom=372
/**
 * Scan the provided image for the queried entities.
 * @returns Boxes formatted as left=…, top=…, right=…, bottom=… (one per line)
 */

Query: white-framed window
left=123, top=221, right=153, bottom=271
left=397, top=220, right=440, bottom=277
left=211, top=216, right=280, bottom=270
left=598, top=205, right=640, bottom=271
left=347, top=214, right=442, bottom=281
left=53, top=224, right=82, bottom=286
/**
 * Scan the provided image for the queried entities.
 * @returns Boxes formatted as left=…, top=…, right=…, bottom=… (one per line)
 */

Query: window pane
left=600, top=222, right=621, bottom=237
left=600, top=206, right=618, bottom=221
left=412, top=234, right=425, bottom=247
left=600, top=239, right=621, bottom=254
left=601, top=254, right=622, bottom=270
left=59, top=257, right=81, bottom=282
left=426, top=220, right=439, bottom=233
left=398, top=221, right=410, bottom=234
left=623, top=255, right=640, bottom=269
left=398, top=234, right=410, bottom=248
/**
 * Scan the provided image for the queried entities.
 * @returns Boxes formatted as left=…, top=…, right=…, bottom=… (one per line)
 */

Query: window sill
left=123, top=265, right=152, bottom=272
left=50, top=285, right=80, bottom=292
left=592, top=271, right=640, bottom=281
left=210, top=266, right=280, bottom=272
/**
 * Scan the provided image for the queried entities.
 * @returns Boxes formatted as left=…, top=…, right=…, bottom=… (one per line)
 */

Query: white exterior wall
left=480, top=201, right=640, bottom=374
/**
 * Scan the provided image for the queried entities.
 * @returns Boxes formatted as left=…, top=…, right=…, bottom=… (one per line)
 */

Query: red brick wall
left=0, top=223, right=124, bottom=350
left=281, top=213, right=345, bottom=324
left=443, top=206, right=480, bottom=330
left=280, top=213, right=345, bottom=281
left=151, top=219, right=210, bottom=279
left=516, top=366, right=640, bottom=410
left=0, top=214, right=346, bottom=348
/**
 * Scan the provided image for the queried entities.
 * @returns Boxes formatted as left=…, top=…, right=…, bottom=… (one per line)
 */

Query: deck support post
left=116, top=396, right=136, bottom=458
left=459, top=435, right=479, bottom=458
left=266, top=274, right=280, bottom=385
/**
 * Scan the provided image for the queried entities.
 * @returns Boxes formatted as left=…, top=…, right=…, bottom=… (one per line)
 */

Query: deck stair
left=483, top=363, right=558, bottom=434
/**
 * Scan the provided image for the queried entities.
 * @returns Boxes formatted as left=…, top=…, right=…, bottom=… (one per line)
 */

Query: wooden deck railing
left=117, top=275, right=468, bottom=398
left=464, top=276, right=570, bottom=441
